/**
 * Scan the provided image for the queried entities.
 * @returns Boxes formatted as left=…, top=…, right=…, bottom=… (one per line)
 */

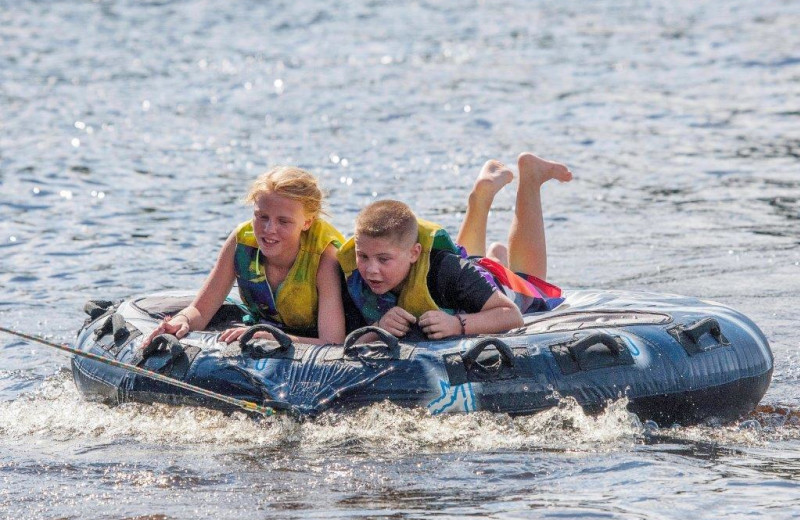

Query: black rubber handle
left=111, top=313, right=129, bottom=341
left=682, top=317, right=722, bottom=344
left=568, top=333, right=624, bottom=359
left=83, top=299, right=114, bottom=320
left=93, top=315, right=113, bottom=340
left=139, top=333, right=183, bottom=365
left=343, top=326, right=399, bottom=355
left=238, top=324, right=293, bottom=352
left=463, top=338, right=515, bottom=371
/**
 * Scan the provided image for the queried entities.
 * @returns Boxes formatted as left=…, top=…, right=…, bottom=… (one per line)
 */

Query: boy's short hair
left=355, top=200, right=418, bottom=246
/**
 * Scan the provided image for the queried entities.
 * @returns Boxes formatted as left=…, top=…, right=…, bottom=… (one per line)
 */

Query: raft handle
left=685, top=318, right=725, bottom=344
left=550, top=333, right=633, bottom=374
left=670, top=317, right=729, bottom=355
left=463, top=338, right=515, bottom=371
left=135, top=333, right=184, bottom=366
left=93, top=315, right=112, bottom=340
left=92, top=312, right=128, bottom=342
left=111, top=313, right=130, bottom=342
left=83, top=299, right=115, bottom=321
left=569, top=332, right=626, bottom=359
left=343, top=326, right=399, bottom=355
left=239, top=324, right=294, bottom=357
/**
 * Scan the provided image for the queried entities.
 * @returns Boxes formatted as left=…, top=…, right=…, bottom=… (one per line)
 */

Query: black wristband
left=457, top=314, right=467, bottom=335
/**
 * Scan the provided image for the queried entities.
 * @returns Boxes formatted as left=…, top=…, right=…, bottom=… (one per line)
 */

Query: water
left=1, top=0, right=799, bottom=517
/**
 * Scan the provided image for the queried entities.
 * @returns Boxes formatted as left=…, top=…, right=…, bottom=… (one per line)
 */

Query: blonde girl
left=143, top=166, right=346, bottom=346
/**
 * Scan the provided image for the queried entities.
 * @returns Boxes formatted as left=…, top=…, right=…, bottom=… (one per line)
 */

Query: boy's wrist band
left=457, top=314, right=466, bottom=335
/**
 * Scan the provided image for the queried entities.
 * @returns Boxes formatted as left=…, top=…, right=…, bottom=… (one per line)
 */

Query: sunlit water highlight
left=2, top=0, right=800, bottom=517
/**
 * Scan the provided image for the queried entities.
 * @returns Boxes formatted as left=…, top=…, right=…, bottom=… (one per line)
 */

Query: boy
left=338, top=152, right=571, bottom=340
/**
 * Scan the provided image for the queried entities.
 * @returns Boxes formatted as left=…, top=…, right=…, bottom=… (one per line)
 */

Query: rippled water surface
left=1, top=0, right=799, bottom=518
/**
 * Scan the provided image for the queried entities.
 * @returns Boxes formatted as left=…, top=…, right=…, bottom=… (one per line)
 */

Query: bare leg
left=456, top=160, right=513, bottom=256
left=508, top=152, right=572, bottom=279
left=486, top=242, right=509, bottom=266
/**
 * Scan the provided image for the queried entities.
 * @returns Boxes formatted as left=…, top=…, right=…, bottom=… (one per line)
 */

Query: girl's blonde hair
left=245, top=166, right=325, bottom=218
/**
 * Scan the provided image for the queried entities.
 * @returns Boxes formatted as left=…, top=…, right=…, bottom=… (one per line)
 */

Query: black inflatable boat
left=71, top=290, right=773, bottom=425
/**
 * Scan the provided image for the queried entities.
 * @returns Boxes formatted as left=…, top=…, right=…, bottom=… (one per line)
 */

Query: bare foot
left=518, top=152, right=573, bottom=186
left=471, top=160, right=514, bottom=204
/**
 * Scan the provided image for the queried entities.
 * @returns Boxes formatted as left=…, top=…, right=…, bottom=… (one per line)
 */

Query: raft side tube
left=70, top=290, right=774, bottom=424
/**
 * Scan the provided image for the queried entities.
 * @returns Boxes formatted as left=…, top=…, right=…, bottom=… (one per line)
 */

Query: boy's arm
left=419, top=251, right=523, bottom=339
left=462, top=291, right=524, bottom=333
left=419, top=292, right=523, bottom=339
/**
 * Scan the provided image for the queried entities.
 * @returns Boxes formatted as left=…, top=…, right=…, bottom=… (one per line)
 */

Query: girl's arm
left=142, top=232, right=237, bottom=346
left=185, top=231, right=239, bottom=330
left=310, top=244, right=347, bottom=344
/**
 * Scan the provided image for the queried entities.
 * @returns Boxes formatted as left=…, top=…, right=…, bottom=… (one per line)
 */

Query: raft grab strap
left=92, top=315, right=112, bottom=340
left=133, top=333, right=185, bottom=367
left=341, top=326, right=400, bottom=367
left=91, top=313, right=142, bottom=357
left=83, top=299, right=116, bottom=323
left=343, top=326, right=399, bottom=355
left=668, top=317, right=729, bottom=355
left=112, top=314, right=130, bottom=342
left=239, top=324, right=293, bottom=359
left=463, top=338, right=515, bottom=371
left=444, top=338, right=518, bottom=385
left=550, top=332, right=634, bottom=375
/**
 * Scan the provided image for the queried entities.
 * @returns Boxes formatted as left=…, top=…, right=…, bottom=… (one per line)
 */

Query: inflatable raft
left=72, top=290, right=773, bottom=425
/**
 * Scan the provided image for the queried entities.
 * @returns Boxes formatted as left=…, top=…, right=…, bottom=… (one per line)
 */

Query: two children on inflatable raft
left=144, top=152, right=573, bottom=347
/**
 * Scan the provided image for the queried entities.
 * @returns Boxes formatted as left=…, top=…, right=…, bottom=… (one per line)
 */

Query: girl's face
left=252, top=192, right=312, bottom=260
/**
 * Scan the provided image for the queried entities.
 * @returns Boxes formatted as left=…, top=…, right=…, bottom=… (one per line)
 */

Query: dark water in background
left=1, top=0, right=799, bottom=517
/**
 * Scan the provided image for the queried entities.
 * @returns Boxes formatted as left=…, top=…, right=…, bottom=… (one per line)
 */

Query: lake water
left=1, top=0, right=799, bottom=518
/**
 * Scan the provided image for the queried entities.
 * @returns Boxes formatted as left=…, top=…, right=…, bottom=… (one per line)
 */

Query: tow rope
left=0, top=326, right=275, bottom=417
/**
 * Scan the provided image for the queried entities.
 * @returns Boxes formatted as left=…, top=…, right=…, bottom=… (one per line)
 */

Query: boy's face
left=354, top=234, right=422, bottom=295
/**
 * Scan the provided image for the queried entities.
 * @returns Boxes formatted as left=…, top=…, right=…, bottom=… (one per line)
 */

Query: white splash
left=1, top=373, right=651, bottom=454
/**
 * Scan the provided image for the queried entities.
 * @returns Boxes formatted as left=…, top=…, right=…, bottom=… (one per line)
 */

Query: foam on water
left=301, top=397, right=642, bottom=454
left=0, top=372, right=639, bottom=451
left=0, top=372, right=292, bottom=446
left=3, top=372, right=798, bottom=456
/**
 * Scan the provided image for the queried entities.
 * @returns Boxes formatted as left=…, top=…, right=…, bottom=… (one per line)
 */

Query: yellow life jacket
left=234, top=218, right=344, bottom=332
left=337, top=218, right=460, bottom=320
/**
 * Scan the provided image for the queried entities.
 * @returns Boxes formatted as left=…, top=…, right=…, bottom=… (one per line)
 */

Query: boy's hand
left=419, top=311, right=461, bottom=340
left=377, top=307, right=417, bottom=337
